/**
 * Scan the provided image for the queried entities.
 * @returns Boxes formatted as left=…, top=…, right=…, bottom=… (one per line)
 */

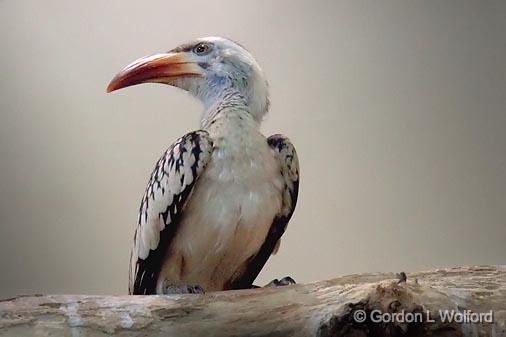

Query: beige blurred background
left=0, top=0, right=505, bottom=298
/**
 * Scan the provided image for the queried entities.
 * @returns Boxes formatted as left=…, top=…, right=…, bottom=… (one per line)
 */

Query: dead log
left=0, top=265, right=504, bottom=336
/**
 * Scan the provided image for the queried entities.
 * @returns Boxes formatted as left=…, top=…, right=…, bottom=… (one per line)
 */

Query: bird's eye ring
left=193, top=43, right=211, bottom=55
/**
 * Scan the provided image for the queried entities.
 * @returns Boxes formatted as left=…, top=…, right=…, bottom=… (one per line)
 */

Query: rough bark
left=0, top=265, right=504, bottom=337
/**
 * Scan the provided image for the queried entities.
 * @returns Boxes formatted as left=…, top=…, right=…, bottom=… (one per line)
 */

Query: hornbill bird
left=107, top=37, right=299, bottom=295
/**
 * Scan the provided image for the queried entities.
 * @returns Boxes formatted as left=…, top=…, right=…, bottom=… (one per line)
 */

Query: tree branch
left=1, top=266, right=504, bottom=336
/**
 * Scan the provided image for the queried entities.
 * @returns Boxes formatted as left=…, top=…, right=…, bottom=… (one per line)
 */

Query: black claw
left=279, top=276, right=296, bottom=285
left=265, top=276, right=296, bottom=287
left=396, top=272, right=407, bottom=284
left=189, top=285, right=205, bottom=294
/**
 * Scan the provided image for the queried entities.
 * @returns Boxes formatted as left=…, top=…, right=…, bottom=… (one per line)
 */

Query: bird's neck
left=200, top=88, right=257, bottom=131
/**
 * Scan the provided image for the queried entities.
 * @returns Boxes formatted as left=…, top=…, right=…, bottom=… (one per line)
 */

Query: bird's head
left=107, top=37, right=269, bottom=121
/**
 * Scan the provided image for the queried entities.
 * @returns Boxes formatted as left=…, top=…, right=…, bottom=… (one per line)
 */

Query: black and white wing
left=229, top=134, right=300, bottom=289
left=129, top=131, right=213, bottom=294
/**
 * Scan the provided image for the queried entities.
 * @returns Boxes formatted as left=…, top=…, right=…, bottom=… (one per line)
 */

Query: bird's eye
left=193, top=43, right=211, bottom=55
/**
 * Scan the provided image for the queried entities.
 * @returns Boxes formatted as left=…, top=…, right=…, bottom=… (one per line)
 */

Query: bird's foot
left=163, top=284, right=205, bottom=294
left=396, top=271, right=407, bottom=284
left=264, top=276, right=296, bottom=287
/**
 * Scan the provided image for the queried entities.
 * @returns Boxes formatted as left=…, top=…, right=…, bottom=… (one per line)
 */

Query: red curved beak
left=106, top=52, right=203, bottom=93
